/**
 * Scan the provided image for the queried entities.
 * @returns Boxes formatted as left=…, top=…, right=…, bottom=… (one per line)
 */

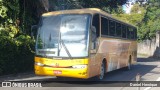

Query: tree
left=0, top=0, right=128, bottom=36
left=138, top=0, right=160, bottom=40
left=45, top=0, right=127, bottom=13
left=113, top=3, right=146, bottom=25
left=0, top=0, right=20, bottom=38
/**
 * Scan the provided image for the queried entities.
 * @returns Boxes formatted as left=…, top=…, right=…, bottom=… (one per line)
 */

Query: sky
left=122, top=0, right=137, bottom=14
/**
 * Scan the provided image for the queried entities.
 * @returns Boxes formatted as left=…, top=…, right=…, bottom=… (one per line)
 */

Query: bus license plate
left=54, top=70, right=62, bottom=74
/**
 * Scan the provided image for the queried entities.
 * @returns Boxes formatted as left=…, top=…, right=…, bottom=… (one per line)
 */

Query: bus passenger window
left=134, top=28, right=137, bottom=40
left=92, top=14, right=100, bottom=37
left=109, top=20, right=115, bottom=36
left=127, top=27, right=134, bottom=39
left=91, top=26, right=97, bottom=49
left=101, top=17, right=108, bottom=36
left=116, top=22, right=122, bottom=37
left=122, top=25, right=126, bottom=38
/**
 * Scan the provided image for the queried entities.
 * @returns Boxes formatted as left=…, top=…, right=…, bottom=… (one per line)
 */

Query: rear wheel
left=98, top=62, right=105, bottom=80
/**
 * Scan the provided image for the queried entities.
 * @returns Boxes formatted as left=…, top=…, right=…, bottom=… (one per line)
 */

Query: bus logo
left=55, top=63, right=59, bottom=67
left=2, top=82, right=11, bottom=87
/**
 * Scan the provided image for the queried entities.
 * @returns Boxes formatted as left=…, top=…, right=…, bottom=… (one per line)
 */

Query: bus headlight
left=35, top=62, right=44, bottom=66
left=72, top=65, right=87, bottom=69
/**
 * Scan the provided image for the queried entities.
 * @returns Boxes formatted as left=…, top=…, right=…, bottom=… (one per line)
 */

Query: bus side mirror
left=31, top=25, right=38, bottom=39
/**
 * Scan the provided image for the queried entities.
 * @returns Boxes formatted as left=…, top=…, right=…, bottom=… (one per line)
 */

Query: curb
left=0, top=72, right=34, bottom=81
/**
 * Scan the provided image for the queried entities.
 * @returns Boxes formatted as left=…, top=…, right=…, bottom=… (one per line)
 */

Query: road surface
left=0, top=56, right=160, bottom=90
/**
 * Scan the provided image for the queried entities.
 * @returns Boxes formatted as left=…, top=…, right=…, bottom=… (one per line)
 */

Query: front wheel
left=98, top=62, right=105, bottom=80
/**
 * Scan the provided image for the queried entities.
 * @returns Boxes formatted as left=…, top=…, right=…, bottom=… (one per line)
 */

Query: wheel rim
left=99, top=63, right=104, bottom=80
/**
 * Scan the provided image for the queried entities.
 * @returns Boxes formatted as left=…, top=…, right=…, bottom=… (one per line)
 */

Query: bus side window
left=109, top=20, right=115, bottom=36
left=126, top=26, right=129, bottom=39
left=122, top=25, right=127, bottom=38
left=92, top=14, right=100, bottom=37
left=127, top=27, right=134, bottom=39
left=116, top=22, right=122, bottom=37
left=101, top=17, right=108, bottom=36
left=92, top=14, right=100, bottom=49
left=134, top=28, right=137, bottom=40
left=91, top=26, right=97, bottom=49
left=131, top=28, right=134, bottom=39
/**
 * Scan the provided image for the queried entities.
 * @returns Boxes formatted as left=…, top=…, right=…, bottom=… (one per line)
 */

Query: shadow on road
left=0, top=57, right=159, bottom=87
left=137, top=57, right=160, bottom=62
left=28, top=57, right=158, bottom=81
left=17, top=57, right=159, bottom=86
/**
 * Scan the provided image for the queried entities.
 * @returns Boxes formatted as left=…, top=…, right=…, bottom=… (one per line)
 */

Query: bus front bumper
left=35, top=65, right=88, bottom=79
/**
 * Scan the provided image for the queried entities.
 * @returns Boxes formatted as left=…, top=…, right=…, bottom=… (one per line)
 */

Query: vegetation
left=113, top=3, right=147, bottom=40
left=0, top=35, right=35, bottom=75
left=47, top=0, right=127, bottom=14
left=1, top=0, right=160, bottom=75
left=138, top=0, right=160, bottom=40
left=114, top=0, right=160, bottom=40
left=0, top=0, right=38, bottom=75
left=0, top=0, right=127, bottom=75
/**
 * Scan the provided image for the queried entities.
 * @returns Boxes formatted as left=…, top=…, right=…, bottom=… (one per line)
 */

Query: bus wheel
left=98, top=62, right=105, bottom=80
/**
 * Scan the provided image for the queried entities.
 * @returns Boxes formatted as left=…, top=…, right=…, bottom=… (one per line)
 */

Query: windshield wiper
left=61, top=40, right=73, bottom=59
left=57, top=33, right=73, bottom=59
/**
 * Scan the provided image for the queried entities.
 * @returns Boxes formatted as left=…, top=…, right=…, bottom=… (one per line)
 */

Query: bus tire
left=98, top=61, right=105, bottom=80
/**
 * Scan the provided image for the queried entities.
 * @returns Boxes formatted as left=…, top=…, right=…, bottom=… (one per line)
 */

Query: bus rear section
left=98, top=38, right=137, bottom=72
left=98, top=14, right=137, bottom=72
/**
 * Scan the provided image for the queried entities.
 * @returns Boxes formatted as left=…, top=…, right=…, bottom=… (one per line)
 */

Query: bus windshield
left=36, top=14, right=90, bottom=58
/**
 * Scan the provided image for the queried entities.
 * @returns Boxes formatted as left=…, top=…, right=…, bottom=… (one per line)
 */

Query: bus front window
left=36, top=14, right=90, bottom=58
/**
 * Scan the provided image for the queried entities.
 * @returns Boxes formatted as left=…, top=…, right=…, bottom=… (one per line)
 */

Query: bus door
left=88, top=14, right=100, bottom=77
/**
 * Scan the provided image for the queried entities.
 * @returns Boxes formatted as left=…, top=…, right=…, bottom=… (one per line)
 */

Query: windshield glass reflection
left=36, top=14, right=90, bottom=58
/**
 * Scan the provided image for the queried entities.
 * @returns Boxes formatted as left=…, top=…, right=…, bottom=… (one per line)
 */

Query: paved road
left=0, top=56, right=160, bottom=90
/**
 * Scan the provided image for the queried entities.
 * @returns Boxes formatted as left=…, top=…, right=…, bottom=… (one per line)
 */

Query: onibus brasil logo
left=1, top=82, right=42, bottom=87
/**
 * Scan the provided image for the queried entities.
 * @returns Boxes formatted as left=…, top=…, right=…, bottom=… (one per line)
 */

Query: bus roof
left=42, top=8, right=136, bottom=28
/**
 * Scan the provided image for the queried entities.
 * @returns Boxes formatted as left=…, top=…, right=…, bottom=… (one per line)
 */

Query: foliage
left=0, top=33, right=35, bottom=75
left=0, top=0, right=20, bottom=39
left=0, top=0, right=129, bottom=75
left=138, top=0, right=160, bottom=40
left=48, top=0, right=126, bottom=14
left=113, top=13, right=145, bottom=26
left=114, top=0, right=160, bottom=40
left=80, top=0, right=127, bottom=13
left=0, top=0, right=35, bottom=75
left=113, top=3, right=148, bottom=40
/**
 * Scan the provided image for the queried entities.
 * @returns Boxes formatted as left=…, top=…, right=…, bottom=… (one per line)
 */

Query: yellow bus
left=34, top=8, right=137, bottom=80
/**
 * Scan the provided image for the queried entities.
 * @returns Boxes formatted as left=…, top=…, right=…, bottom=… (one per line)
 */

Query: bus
left=34, top=8, right=137, bottom=80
